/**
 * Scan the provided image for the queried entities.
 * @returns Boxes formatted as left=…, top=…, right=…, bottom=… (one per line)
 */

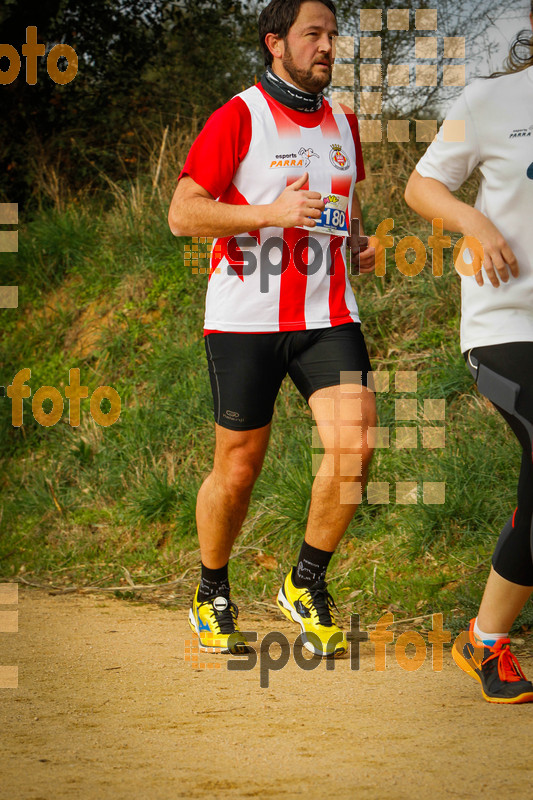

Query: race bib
left=300, top=194, right=349, bottom=237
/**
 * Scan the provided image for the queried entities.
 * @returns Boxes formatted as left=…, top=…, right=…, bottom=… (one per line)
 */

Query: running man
left=169, top=0, right=378, bottom=658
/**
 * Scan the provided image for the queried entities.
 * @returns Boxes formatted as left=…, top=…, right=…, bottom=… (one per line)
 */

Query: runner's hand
left=464, top=212, right=519, bottom=288
left=349, top=234, right=381, bottom=274
left=268, top=173, right=325, bottom=228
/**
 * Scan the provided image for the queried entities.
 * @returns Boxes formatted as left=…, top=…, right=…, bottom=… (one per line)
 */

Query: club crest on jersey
left=329, top=144, right=350, bottom=171
left=269, top=147, right=319, bottom=169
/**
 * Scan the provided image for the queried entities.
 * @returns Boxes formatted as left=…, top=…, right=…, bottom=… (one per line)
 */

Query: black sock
left=197, top=562, right=230, bottom=601
left=293, top=540, right=333, bottom=588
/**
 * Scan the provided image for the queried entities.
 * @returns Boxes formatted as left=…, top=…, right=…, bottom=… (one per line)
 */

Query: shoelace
left=207, top=600, right=239, bottom=635
left=305, top=580, right=337, bottom=627
left=483, top=638, right=527, bottom=682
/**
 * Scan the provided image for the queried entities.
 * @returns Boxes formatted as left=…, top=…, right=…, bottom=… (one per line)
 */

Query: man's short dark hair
left=258, top=0, right=337, bottom=67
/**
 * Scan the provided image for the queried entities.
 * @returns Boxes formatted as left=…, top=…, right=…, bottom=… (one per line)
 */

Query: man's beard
left=281, top=43, right=332, bottom=93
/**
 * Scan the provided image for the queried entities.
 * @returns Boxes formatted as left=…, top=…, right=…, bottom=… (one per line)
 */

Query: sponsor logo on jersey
left=298, top=147, right=319, bottom=167
left=323, top=194, right=340, bottom=205
left=509, top=126, right=532, bottom=138
left=329, top=144, right=350, bottom=171
left=269, top=147, right=319, bottom=169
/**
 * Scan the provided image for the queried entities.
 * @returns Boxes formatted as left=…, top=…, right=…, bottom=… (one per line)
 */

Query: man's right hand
left=267, top=173, right=325, bottom=229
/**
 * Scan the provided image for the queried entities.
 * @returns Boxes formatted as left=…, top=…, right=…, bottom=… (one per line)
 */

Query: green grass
left=0, top=139, right=531, bottom=639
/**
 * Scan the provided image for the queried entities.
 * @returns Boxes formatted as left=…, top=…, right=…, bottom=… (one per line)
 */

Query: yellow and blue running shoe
left=277, top=569, right=347, bottom=657
left=188, top=586, right=251, bottom=655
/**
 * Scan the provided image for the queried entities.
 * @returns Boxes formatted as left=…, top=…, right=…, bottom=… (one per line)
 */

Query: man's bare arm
left=168, top=173, right=325, bottom=237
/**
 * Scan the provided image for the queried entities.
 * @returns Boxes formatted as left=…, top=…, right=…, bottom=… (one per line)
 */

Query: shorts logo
left=269, top=147, right=319, bottom=169
left=223, top=409, right=245, bottom=423
left=329, top=144, right=350, bottom=171
left=527, top=162, right=533, bottom=180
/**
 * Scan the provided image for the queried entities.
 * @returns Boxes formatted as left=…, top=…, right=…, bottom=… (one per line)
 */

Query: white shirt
left=415, top=67, right=533, bottom=352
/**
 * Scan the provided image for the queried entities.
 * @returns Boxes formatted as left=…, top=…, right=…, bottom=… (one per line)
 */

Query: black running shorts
left=205, top=322, right=372, bottom=431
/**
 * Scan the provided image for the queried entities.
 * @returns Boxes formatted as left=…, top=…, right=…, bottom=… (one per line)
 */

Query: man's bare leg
left=190, top=423, right=270, bottom=652
left=305, top=383, right=376, bottom=550
left=276, top=383, right=376, bottom=656
left=196, top=422, right=271, bottom=568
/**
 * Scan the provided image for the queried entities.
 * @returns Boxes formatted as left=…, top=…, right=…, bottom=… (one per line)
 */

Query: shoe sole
left=188, top=609, right=251, bottom=655
left=188, top=610, right=230, bottom=653
left=276, top=586, right=347, bottom=658
left=452, top=640, right=533, bottom=705
left=451, top=639, right=481, bottom=682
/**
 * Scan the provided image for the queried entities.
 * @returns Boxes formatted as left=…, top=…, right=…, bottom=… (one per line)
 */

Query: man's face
left=275, top=1, right=338, bottom=93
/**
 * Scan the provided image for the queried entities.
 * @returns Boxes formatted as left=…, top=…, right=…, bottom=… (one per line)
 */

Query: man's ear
left=264, top=32, right=285, bottom=62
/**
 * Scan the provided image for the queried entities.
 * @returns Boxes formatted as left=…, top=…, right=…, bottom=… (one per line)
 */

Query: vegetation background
left=1, top=0, right=531, bottom=639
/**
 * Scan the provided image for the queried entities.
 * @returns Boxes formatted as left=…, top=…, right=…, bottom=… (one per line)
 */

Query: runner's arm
left=168, top=174, right=325, bottom=238
left=404, top=169, right=519, bottom=287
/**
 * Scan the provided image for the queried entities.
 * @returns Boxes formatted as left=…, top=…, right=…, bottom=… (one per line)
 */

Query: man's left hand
left=349, top=234, right=378, bottom=274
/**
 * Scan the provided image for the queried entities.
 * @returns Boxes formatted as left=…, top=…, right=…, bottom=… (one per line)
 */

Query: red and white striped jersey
left=178, top=83, right=365, bottom=333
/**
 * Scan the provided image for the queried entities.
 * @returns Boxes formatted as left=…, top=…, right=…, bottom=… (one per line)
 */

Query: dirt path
left=1, top=588, right=532, bottom=800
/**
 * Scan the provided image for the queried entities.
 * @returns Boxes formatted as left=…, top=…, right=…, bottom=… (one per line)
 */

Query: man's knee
left=317, top=385, right=376, bottom=457
left=213, top=427, right=269, bottom=495
left=223, top=456, right=262, bottom=494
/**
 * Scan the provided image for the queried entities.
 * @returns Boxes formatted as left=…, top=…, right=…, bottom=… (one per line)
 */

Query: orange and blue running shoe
left=452, top=619, right=533, bottom=704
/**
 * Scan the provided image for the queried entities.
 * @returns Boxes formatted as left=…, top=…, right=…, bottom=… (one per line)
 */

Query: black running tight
left=467, top=342, right=533, bottom=586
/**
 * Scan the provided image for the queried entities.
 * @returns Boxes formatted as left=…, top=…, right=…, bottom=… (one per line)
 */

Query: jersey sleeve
left=415, top=87, right=480, bottom=191
left=340, top=104, right=365, bottom=183
left=178, top=96, right=252, bottom=199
